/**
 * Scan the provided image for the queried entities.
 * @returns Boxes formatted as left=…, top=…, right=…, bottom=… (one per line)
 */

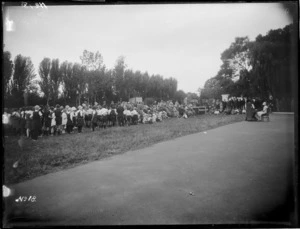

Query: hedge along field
left=4, top=114, right=245, bottom=184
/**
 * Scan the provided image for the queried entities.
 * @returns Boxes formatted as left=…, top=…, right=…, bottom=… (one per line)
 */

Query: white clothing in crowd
left=87, top=108, right=93, bottom=115
left=257, top=103, right=268, bottom=120
left=62, top=112, right=67, bottom=125
left=131, top=109, right=138, bottom=116
left=2, top=113, right=9, bottom=124
left=123, top=109, right=131, bottom=116
left=99, top=108, right=108, bottom=116
left=76, top=110, right=84, bottom=117
left=51, top=112, right=56, bottom=127
left=96, top=108, right=102, bottom=115
left=66, top=110, right=74, bottom=120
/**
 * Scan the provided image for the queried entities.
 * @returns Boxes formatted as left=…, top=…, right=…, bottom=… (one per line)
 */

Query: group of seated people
left=204, top=97, right=246, bottom=115
left=245, top=99, right=269, bottom=121
left=2, top=100, right=198, bottom=140
left=204, top=97, right=269, bottom=119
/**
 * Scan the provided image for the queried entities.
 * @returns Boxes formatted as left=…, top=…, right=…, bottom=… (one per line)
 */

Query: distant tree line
left=201, top=23, right=297, bottom=112
left=3, top=50, right=191, bottom=108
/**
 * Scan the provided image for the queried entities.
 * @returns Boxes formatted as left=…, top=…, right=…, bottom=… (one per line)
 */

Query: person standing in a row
left=66, top=107, right=74, bottom=134
left=76, top=106, right=84, bottom=133
left=31, top=105, right=42, bottom=141
left=55, top=104, right=62, bottom=135
left=245, top=98, right=257, bottom=121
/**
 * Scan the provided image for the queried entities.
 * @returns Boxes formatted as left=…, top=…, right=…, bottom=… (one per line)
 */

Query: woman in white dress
left=256, top=102, right=268, bottom=121
left=50, top=107, right=56, bottom=136
left=61, top=108, right=67, bottom=134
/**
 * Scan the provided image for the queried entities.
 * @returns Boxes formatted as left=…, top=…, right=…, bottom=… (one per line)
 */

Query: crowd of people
left=2, top=97, right=270, bottom=141
left=204, top=97, right=247, bottom=115
left=203, top=97, right=271, bottom=118
left=2, top=100, right=199, bottom=140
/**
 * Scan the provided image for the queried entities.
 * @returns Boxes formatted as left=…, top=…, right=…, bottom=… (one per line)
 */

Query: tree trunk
left=78, top=94, right=81, bottom=106
left=24, top=91, right=28, bottom=106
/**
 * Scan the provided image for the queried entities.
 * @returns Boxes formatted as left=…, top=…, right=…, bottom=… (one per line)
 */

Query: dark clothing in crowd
left=43, top=110, right=51, bottom=128
left=77, top=111, right=84, bottom=133
left=253, top=99, right=261, bottom=110
left=91, top=112, right=98, bottom=131
left=55, top=109, right=62, bottom=126
left=31, top=111, right=42, bottom=140
left=117, top=106, right=125, bottom=126
left=245, top=101, right=257, bottom=121
left=66, top=113, right=73, bottom=134
left=233, top=100, right=238, bottom=109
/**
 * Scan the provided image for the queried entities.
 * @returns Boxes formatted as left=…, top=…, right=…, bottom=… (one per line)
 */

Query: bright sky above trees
left=3, top=3, right=292, bottom=93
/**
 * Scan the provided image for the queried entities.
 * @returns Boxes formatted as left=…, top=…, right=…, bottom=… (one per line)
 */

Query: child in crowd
left=42, top=106, right=51, bottom=136
left=54, top=105, right=62, bottom=135
left=130, top=108, right=139, bottom=125
left=25, top=107, right=33, bottom=138
left=123, top=107, right=132, bottom=126
left=50, top=107, right=56, bottom=136
left=71, top=107, right=77, bottom=132
left=76, top=106, right=84, bottom=133
left=61, top=108, right=67, bottom=134
left=85, top=105, right=93, bottom=128
left=20, top=107, right=26, bottom=136
left=91, top=106, right=98, bottom=131
left=66, top=107, right=74, bottom=134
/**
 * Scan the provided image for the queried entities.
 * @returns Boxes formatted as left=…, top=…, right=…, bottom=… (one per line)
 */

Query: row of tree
left=3, top=50, right=192, bottom=108
left=201, top=23, right=297, bottom=111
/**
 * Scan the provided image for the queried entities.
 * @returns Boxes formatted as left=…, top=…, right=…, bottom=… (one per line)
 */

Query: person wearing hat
left=55, top=105, right=63, bottom=135
left=108, top=105, right=117, bottom=127
left=99, top=105, right=109, bottom=129
left=116, top=103, right=125, bottom=126
left=49, top=107, right=56, bottom=135
left=61, top=108, right=68, bottom=134
left=123, top=107, right=132, bottom=126
left=131, top=107, right=139, bottom=125
left=76, top=105, right=84, bottom=133
left=42, top=106, right=51, bottom=136
left=91, top=106, right=98, bottom=131
left=31, top=105, right=42, bottom=141
left=19, top=107, right=27, bottom=136
left=256, top=102, right=268, bottom=121
left=24, top=107, right=33, bottom=138
left=71, top=107, right=77, bottom=132
left=66, top=107, right=74, bottom=134
left=85, top=105, right=93, bottom=128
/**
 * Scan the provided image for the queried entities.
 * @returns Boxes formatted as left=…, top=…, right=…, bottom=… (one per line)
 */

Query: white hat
left=72, top=107, right=76, bottom=111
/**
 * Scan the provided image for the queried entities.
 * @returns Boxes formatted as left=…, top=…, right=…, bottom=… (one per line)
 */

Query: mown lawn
left=4, top=114, right=245, bottom=184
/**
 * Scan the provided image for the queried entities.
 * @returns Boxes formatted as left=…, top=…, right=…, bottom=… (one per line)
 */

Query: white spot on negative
left=3, top=185, right=11, bottom=197
left=5, top=18, right=15, bottom=32
left=13, top=161, right=19, bottom=168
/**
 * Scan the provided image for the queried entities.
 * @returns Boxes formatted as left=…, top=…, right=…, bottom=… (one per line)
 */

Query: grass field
left=4, top=114, right=245, bottom=184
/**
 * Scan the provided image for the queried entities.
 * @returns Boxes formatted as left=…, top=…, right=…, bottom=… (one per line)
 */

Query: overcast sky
left=3, top=3, right=292, bottom=93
